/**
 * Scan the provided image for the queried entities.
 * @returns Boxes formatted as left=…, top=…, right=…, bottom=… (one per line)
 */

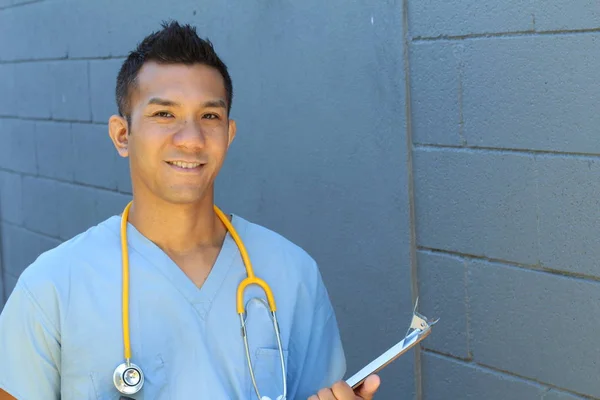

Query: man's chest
left=59, top=284, right=290, bottom=400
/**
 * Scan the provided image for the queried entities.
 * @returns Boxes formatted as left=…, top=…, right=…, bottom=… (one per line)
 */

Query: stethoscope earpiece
left=113, top=362, right=144, bottom=395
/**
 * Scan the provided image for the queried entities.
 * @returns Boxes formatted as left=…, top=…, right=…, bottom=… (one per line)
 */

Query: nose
left=172, top=119, right=206, bottom=150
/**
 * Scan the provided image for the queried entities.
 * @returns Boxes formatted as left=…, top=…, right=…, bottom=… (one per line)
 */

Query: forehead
left=132, top=61, right=227, bottom=105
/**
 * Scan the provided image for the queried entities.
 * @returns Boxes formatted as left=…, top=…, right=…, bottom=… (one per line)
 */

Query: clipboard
left=345, top=299, right=439, bottom=389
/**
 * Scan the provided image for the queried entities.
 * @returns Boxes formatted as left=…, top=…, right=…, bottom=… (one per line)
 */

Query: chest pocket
left=246, top=347, right=289, bottom=400
left=242, top=295, right=290, bottom=400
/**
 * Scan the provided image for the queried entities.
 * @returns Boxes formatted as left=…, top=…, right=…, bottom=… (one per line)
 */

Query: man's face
left=112, top=61, right=236, bottom=205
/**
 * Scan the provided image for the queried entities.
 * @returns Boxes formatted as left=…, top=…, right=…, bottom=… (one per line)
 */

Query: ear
left=108, top=115, right=130, bottom=158
left=227, top=119, right=237, bottom=147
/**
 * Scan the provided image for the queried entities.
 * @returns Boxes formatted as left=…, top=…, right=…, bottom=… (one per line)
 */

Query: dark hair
left=115, top=20, right=233, bottom=122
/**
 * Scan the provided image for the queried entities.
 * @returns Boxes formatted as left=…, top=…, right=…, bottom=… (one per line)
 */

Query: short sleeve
left=0, top=279, right=61, bottom=399
left=292, top=284, right=347, bottom=399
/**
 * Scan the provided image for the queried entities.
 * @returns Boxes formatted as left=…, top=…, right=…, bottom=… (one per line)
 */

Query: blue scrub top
left=0, top=213, right=346, bottom=399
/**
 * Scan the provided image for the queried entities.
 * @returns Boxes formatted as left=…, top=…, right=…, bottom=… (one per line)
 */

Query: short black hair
left=115, top=20, right=233, bottom=122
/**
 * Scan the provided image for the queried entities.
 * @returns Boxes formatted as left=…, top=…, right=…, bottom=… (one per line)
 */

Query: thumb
left=355, top=374, right=381, bottom=399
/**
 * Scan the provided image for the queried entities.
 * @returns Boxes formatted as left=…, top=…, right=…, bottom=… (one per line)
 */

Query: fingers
left=307, top=386, right=339, bottom=400
left=354, top=375, right=381, bottom=400
left=307, top=380, right=356, bottom=400
left=331, top=380, right=358, bottom=399
left=307, top=376, right=381, bottom=400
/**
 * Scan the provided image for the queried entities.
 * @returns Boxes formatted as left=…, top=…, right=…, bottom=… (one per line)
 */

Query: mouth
left=165, top=160, right=205, bottom=171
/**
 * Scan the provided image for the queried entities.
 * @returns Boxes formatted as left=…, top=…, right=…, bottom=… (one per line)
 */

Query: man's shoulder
left=235, top=215, right=336, bottom=319
left=233, top=214, right=326, bottom=292
left=236, top=214, right=316, bottom=264
left=18, top=215, right=121, bottom=288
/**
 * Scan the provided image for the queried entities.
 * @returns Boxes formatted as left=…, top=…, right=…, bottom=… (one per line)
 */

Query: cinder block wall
left=0, top=1, right=412, bottom=399
left=410, top=1, right=600, bottom=399
left=1, top=0, right=599, bottom=399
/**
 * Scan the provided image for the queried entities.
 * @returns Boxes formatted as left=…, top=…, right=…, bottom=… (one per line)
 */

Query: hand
left=307, top=374, right=380, bottom=400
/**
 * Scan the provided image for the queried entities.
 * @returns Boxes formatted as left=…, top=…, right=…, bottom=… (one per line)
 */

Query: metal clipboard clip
left=346, top=298, right=439, bottom=389
left=406, top=297, right=439, bottom=337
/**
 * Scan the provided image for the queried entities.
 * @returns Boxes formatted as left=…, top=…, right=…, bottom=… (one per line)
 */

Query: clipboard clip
left=406, top=297, right=439, bottom=338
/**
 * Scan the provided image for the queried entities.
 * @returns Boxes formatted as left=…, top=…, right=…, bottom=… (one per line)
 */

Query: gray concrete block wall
left=0, top=1, right=412, bottom=399
left=0, top=2, right=68, bottom=61
left=0, top=1, right=135, bottom=301
left=422, top=352, right=591, bottom=400
left=89, top=59, right=124, bottom=122
left=461, top=35, right=600, bottom=153
left=411, top=0, right=600, bottom=398
left=2, top=0, right=600, bottom=399
left=533, top=0, right=600, bottom=31
left=414, top=149, right=540, bottom=265
left=469, top=261, right=600, bottom=397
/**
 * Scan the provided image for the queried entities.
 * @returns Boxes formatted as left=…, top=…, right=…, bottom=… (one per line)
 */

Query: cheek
left=128, top=131, right=164, bottom=171
left=205, top=127, right=231, bottom=155
left=211, top=138, right=231, bottom=163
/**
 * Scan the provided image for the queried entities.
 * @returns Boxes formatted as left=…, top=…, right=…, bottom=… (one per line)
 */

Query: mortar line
left=417, top=247, right=600, bottom=283
left=0, top=115, right=107, bottom=125
left=463, top=258, right=472, bottom=360
left=457, top=56, right=466, bottom=146
left=86, top=61, right=93, bottom=121
left=0, top=0, right=43, bottom=11
left=0, top=167, right=126, bottom=194
left=0, top=56, right=126, bottom=64
left=0, top=219, right=63, bottom=242
left=401, top=0, right=423, bottom=398
left=414, top=143, right=600, bottom=159
left=534, top=155, right=542, bottom=274
left=413, top=27, right=600, bottom=42
left=32, top=120, right=40, bottom=177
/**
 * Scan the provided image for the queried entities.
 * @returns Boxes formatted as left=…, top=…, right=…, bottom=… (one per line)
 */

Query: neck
left=127, top=194, right=227, bottom=256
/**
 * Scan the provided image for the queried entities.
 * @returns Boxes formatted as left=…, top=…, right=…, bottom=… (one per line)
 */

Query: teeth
left=170, top=161, right=201, bottom=169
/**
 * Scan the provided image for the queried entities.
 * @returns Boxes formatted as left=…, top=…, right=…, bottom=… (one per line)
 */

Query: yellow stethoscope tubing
left=212, top=204, right=277, bottom=314
left=120, top=201, right=133, bottom=362
left=119, top=201, right=278, bottom=363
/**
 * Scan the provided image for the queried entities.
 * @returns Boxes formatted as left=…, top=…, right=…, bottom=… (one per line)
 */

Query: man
left=0, top=21, right=380, bottom=399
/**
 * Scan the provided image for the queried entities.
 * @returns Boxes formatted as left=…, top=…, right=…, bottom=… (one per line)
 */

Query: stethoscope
left=113, top=201, right=287, bottom=400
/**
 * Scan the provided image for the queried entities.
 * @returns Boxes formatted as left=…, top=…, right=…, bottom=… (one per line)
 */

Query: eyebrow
left=146, top=97, right=227, bottom=109
left=147, top=97, right=180, bottom=107
left=203, top=99, right=227, bottom=109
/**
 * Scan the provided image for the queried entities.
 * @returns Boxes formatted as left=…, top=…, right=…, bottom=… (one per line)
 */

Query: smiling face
left=109, top=61, right=236, bottom=205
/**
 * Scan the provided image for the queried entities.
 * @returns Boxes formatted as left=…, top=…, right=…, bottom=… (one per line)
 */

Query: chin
left=161, top=191, right=208, bottom=205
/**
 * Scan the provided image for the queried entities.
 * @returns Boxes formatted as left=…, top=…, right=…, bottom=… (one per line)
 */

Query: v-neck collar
left=105, top=213, right=246, bottom=319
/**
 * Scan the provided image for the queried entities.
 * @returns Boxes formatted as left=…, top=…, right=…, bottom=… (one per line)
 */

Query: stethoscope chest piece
left=113, top=362, right=144, bottom=395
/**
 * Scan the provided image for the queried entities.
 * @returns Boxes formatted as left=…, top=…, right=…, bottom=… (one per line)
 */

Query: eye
left=202, top=113, right=220, bottom=120
left=153, top=111, right=174, bottom=118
